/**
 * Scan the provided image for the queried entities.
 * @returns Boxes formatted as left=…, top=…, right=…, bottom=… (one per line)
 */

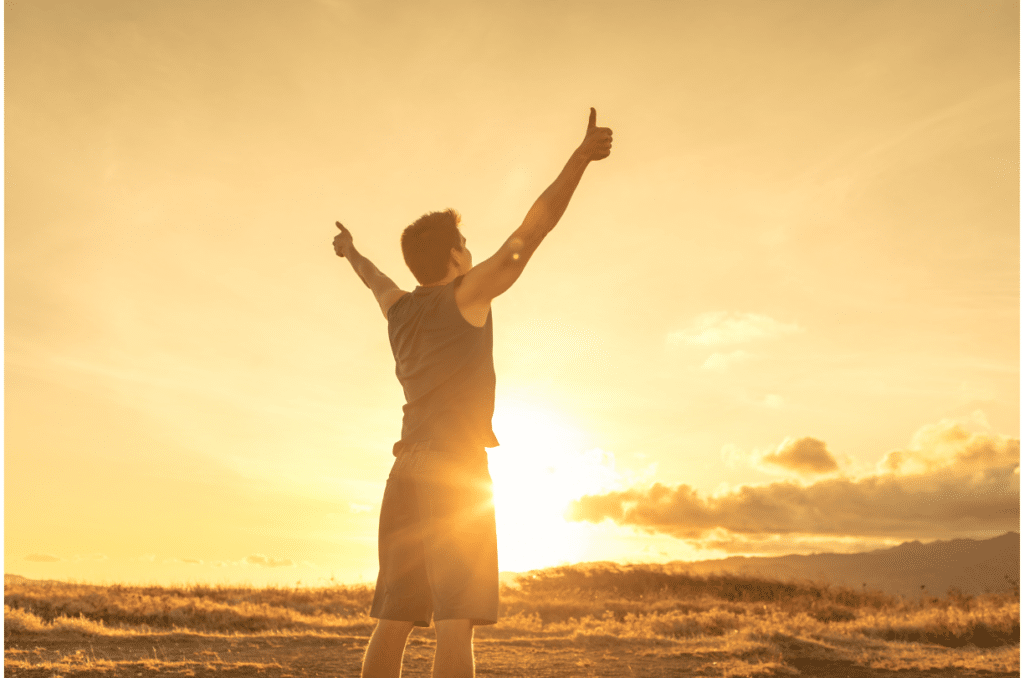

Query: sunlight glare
left=488, top=401, right=622, bottom=572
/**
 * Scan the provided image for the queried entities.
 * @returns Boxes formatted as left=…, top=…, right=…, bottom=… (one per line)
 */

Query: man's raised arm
left=456, top=108, right=613, bottom=313
left=333, top=221, right=408, bottom=318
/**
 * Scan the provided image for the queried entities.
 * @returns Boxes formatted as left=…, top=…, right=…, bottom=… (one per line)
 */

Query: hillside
left=670, top=532, right=1019, bottom=597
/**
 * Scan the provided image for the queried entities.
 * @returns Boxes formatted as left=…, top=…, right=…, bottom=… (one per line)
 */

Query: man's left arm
left=334, top=221, right=408, bottom=318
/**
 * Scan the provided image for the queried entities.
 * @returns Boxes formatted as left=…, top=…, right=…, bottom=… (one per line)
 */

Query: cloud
left=349, top=503, right=374, bottom=514
left=757, top=437, right=839, bottom=476
left=878, top=419, right=1016, bottom=476
left=245, top=554, right=295, bottom=568
left=668, top=312, right=802, bottom=347
left=701, top=350, right=750, bottom=371
left=567, top=420, right=1019, bottom=543
left=722, top=436, right=840, bottom=477
left=24, top=553, right=60, bottom=562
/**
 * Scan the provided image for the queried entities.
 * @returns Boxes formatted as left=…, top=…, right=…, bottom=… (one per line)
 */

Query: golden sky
left=5, top=0, right=1019, bottom=587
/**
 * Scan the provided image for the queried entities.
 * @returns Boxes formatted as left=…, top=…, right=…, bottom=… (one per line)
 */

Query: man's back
left=387, top=277, right=499, bottom=453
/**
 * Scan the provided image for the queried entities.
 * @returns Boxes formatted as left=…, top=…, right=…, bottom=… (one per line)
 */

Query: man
left=333, top=108, right=613, bottom=678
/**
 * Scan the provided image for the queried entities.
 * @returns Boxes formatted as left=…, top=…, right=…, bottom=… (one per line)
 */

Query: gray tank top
left=387, top=275, right=499, bottom=454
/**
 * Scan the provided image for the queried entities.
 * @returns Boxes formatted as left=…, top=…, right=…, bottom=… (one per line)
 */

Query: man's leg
left=433, top=619, right=475, bottom=678
left=361, top=619, right=414, bottom=678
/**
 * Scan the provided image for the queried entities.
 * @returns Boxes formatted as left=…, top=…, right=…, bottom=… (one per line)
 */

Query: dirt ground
left=4, top=632, right=1019, bottom=677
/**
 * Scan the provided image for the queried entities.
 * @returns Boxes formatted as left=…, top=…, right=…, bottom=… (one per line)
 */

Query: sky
left=5, top=0, right=1019, bottom=587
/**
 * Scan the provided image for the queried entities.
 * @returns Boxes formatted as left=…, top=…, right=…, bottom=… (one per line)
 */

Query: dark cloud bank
left=567, top=421, right=1019, bottom=549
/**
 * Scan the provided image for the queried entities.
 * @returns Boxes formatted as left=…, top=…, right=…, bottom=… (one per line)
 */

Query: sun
left=487, top=401, right=618, bottom=572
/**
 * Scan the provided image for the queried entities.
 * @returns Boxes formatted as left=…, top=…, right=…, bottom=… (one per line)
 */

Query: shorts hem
left=433, top=614, right=498, bottom=626
left=370, top=613, right=431, bottom=628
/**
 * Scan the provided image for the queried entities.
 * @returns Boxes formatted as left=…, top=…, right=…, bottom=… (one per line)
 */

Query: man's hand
left=577, top=107, right=613, bottom=162
left=333, top=220, right=407, bottom=317
left=333, top=221, right=354, bottom=258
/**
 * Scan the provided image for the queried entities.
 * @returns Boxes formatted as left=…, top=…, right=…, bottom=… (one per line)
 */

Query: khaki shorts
left=369, top=440, right=499, bottom=627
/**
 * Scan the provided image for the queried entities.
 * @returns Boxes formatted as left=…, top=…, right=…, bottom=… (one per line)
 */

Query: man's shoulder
left=387, top=284, right=463, bottom=326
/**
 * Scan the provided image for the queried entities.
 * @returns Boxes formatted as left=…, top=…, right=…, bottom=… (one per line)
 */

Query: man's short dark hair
left=401, top=208, right=462, bottom=285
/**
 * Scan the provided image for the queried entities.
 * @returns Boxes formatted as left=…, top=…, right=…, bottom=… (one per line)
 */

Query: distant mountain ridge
left=498, top=533, right=1020, bottom=597
left=673, top=532, right=1019, bottom=597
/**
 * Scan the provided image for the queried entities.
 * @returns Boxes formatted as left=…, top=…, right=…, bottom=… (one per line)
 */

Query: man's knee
left=434, top=618, right=474, bottom=644
left=373, top=618, right=416, bottom=640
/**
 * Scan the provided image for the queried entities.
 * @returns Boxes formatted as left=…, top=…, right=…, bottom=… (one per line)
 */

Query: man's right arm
left=456, top=108, right=613, bottom=313
left=334, top=221, right=408, bottom=318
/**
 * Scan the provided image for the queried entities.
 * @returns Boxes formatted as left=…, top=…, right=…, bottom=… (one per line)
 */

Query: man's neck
left=421, top=267, right=462, bottom=288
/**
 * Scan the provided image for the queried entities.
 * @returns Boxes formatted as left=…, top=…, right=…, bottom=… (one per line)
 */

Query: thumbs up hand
left=578, top=107, right=613, bottom=162
left=333, top=221, right=354, bottom=258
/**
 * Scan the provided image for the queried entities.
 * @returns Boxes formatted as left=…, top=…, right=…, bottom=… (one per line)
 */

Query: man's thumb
left=588, top=107, right=597, bottom=131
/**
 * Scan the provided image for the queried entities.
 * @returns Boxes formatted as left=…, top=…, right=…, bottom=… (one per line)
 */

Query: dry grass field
left=4, top=564, right=1019, bottom=677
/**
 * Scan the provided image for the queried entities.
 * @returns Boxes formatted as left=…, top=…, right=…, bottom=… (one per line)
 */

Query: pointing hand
left=579, top=107, right=613, bottom=161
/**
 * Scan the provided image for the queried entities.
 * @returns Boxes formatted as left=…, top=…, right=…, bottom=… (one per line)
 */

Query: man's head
left=401, top=208, right=472, bottom=285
